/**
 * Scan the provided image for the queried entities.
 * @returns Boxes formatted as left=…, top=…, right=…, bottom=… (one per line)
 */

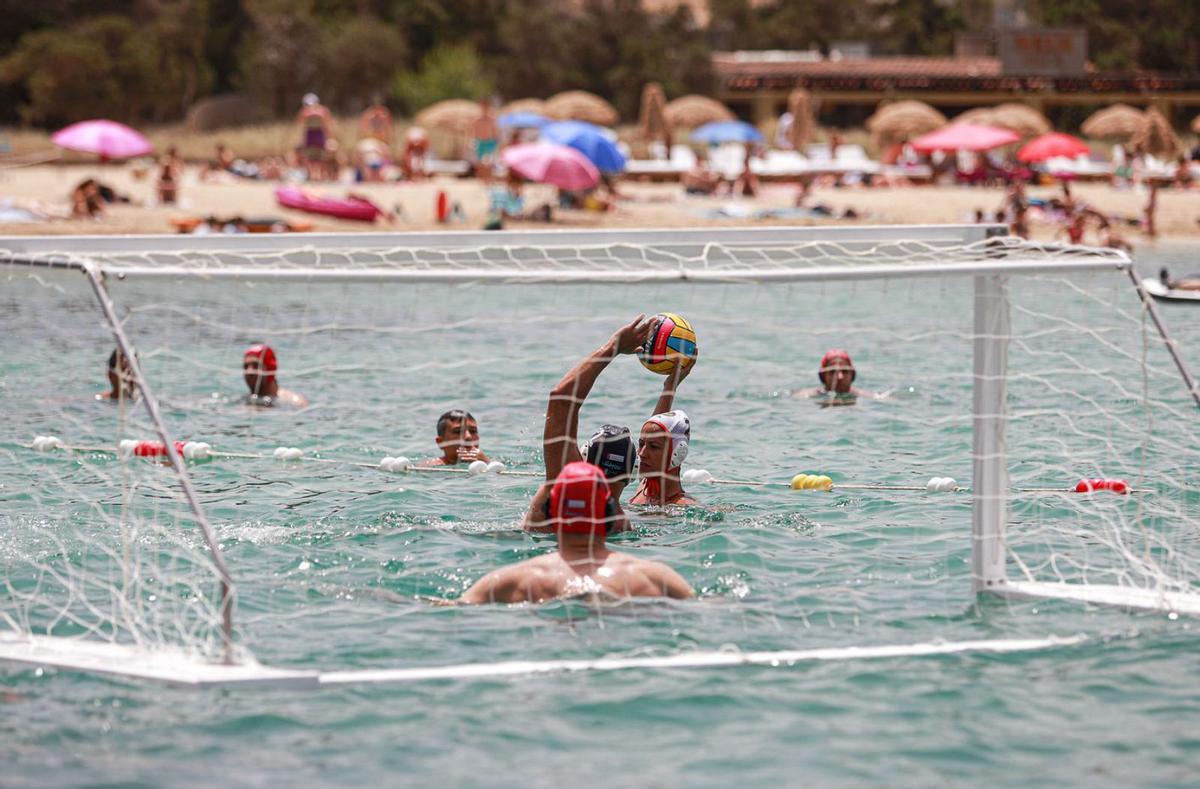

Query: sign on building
left=997, top=28, right=1087, bottom=76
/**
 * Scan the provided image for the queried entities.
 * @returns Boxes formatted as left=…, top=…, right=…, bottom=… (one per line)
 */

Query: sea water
left=2, top=243, right=1199, bottom=786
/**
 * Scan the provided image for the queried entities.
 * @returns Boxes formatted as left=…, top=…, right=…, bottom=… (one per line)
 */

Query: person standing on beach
left=296, top=93, right=334, bottom=181
left=472, top=99, right=499, bottom=185
left=358, top=97, right=393, bottom=147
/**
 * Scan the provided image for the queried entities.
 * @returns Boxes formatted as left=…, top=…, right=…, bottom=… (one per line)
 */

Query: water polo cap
left=549, top=461, right=616, bottom=535
left=647, top=409, right=690, bottom=469
left=244, top=344, right=278, bottom=382
left=302, top=93, right=319, bottom=107
left=582, top=424, right=636, bottom=481
left=818, top=349, right=855, bottom=384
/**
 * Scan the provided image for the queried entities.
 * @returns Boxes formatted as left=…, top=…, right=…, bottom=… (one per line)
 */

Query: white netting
left=1, top=230, right=1196, bottom=678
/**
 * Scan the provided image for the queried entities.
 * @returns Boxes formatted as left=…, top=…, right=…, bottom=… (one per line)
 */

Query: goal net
left=1, top=226, right=1196, bottom=685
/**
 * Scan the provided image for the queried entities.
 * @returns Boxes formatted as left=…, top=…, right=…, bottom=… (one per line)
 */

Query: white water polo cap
left=647, top=409, right=690, bottom=469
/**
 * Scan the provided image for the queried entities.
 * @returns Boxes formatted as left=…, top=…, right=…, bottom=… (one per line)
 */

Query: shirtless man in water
left=243, top=344, right=308, bottom=407
left=794, top=348, right=881, bottom=403
left=460, top=461, right=693, bottom=604
left=522, top=315, right=694, bottom=530
left=421, top=409, right=490, bottom=466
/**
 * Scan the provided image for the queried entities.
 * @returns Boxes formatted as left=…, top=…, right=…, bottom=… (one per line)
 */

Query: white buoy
left=926, top=476, right=957, bottom=492
left=468, top=460, right=489, bottom=475
left=283, top=448, right=303, bottom=461
left=118, top=439, right=138, bottom=457
left=486, top=461, right=506, bottom=474
left=681, top=468, right=713, bottom=484
left=380, top=456, right=397, bottom=471
left=273, top=446, right=287, bottom=460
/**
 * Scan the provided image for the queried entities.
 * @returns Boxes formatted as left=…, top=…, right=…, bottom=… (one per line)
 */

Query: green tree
left=320, top=16, right=409, bottom=111
left=236, top=0, right=328, bottom=116
left=391, top=43, right=493, bottom=113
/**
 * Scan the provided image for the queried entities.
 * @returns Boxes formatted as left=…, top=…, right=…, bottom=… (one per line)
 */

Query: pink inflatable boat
left=275, top=186, right=382, bottom=223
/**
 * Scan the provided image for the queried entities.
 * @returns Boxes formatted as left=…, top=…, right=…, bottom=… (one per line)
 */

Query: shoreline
left=1, top=164, right=1196, bottom=246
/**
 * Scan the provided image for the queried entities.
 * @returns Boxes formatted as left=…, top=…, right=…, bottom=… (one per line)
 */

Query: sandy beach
left=1, top=162, right=1197, bottom=245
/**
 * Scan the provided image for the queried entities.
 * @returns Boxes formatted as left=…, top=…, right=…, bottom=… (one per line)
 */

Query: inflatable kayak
left=1142, top=277, right=1200, bottom=304
left=275, top=186, right=382, bottom=223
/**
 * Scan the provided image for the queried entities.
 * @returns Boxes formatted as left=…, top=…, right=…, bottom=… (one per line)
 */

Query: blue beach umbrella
left=498, top=111, right=548, bottom=129
left=691, top=120, right=764, bottom=145
left=540, top=120, right=626, bottom=173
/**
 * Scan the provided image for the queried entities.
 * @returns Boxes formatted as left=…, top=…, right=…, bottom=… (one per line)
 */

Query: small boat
left=1141, top=277, right=1200, bottom=304
left=274, top=186, right=382, bottom=223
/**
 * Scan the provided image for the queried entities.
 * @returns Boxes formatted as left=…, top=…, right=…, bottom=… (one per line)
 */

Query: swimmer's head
left=639, top=410, right=690, bottom=476
left=243, top=344, right=278, bottom=396
left=436, top=409, right=480, bottom=460
left=550, top=461, right=615, bottom=537
left=106, top=348, right=136, bottom=397
left=583, top=424, right=636, bottom=494
left=818, top=348, right=856, bottom=393
left=1161, top=267, right=1171, bottom=285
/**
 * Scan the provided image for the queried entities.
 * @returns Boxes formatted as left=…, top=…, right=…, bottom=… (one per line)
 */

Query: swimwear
left=474, top=138, right=498, bottom=160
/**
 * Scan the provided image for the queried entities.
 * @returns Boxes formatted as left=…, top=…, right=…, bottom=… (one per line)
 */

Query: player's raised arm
left=543, top=314, right=653, bottom=481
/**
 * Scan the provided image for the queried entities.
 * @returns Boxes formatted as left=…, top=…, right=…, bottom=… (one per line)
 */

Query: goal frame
left=2, top=223, right=1197, bottom=685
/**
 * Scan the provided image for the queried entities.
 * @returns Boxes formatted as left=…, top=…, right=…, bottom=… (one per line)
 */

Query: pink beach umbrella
left=51, top=119, right=153, bottom=159
left=502, top=142, right=599, bottom=190
left=910, top=123, right=1021, bottom=153
left=1017, top=132, right=1091, bottom=163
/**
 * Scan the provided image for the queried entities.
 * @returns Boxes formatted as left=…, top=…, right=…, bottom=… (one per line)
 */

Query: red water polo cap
left=244, top=344, right=278, bottom=372
left=549, top=461, right=612, bottom=534
left=818, top=348, right=855, bottom=383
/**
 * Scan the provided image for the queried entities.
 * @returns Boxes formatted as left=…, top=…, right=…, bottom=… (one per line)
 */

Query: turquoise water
left=3, top=243, right=1200, bottom=785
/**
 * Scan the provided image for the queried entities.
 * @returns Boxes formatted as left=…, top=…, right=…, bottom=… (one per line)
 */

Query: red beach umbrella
left=910, top=123, right=1021, bottom=153
left=1017, top=132, right=1091, bottom=163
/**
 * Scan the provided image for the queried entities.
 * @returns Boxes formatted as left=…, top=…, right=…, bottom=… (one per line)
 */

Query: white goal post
left=2, top=223, right=1198, bottom=686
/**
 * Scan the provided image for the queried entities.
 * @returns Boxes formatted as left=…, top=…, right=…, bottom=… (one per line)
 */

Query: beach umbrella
left=1017, top=132, right=1091, bottom=163
left=503, top=142, right=600, bottom=190
left=663, top=95, right=734, bottom=128
left=540, top=120, right=626, bottom=173
left=499, top=111, right=548, bottom=129
left=544, top=91, right=619, bottom=126
left=1130, top=107, right=1181, bottom=158
left=51, top=119, right=152, bottom=159
left=787, top=88, right=813, bottom=151
left=414, top=99, right=481, bottom=133
left=638, top=82, right=669, bottom=143
left=691, top=120, right=764, bottom=145
left=866, top=101, right=946, bottom=146
left=910, top=123, right=1021, bottom=153
left=958, top=103, right=1051, bottom=136
left=501, top=98, right=547, bottom=116
left=1081, top=104, right=1144, bottom=140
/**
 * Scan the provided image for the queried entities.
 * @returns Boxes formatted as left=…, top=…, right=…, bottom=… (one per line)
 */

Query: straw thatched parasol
left=866, top=101, right=946, bottom=146
left=663, top=95, right=734, bottom=128
left=544, top=90, right=619, bottom=126
left=787, top=88, right=814, bottom=150
left=500, top=98, right=547, bottom=117
left=638, top=83, right=669, bottom=143
left=1080, top=104, right=1144, bottom=140
left=414, top=99, right=481, bottom=133
left=958, top=103, right=1050, bottom=136
left=1130, top=107, right=1181, bottom=157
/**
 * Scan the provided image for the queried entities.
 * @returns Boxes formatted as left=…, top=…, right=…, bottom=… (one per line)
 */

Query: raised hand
left=609, top=314, right=653, bottom=356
